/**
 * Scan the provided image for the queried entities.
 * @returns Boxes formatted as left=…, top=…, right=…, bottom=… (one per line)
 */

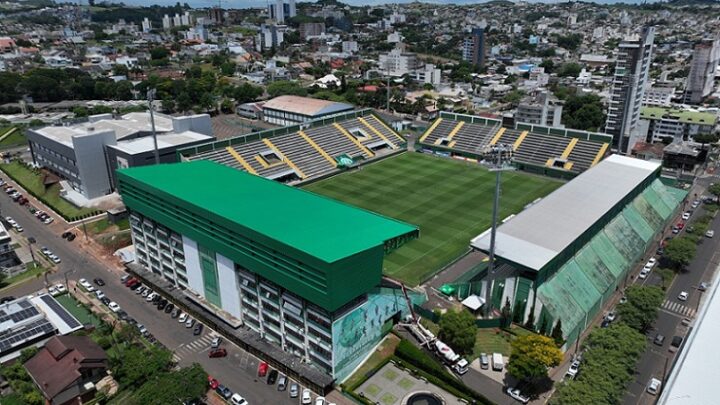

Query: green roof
left=641, top=107, right=717, bottom=125
left=118, top=160, right=418, bottom=263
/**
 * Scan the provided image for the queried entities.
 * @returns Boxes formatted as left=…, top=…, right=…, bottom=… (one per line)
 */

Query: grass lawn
left=304, top=153, right=562, bottom=285
left=0, top=263, right=48, bottom=289
left=0, top=127, right=26, bottom=149
left=344, top=334, right=400, bottom=389
left=0, top=161, right=97, bottom=219
left=473, top=328, right=515, bottom=358
left=55, top=294, right=102, bottom=327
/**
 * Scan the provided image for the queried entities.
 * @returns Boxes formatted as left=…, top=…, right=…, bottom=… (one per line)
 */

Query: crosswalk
left=661, top=300, right=696, bottom=318
left=172, top=331, right=220, bottom=363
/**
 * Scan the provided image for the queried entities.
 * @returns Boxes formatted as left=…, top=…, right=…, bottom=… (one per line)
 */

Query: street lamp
left=482, top=142, right=515, bottom=317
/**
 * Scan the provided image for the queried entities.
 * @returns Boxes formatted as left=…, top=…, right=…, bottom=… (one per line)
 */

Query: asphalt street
left=0, top=179, right=310, bottom=405
left=623, top=179, right=720, bottom=405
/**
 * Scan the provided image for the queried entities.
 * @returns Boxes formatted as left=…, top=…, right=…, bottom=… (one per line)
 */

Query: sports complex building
left=118, top=160, right=422, bottom=382
left=471, top=154, right=685, bottom=345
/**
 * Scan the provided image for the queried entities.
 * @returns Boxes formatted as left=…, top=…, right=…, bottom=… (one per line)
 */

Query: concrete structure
left=462, top=26, right=486, bottom=68
left=515, top=91, right=563, bottom=127
left=118, top=161, right=420, bottom=380
left=342, top=41, right=358, bottom=54
left=256, top=24, right=286, bottom=52
left=26, top=112, right=213, bottom=199
left=640, top=106, right=717, bottom=143
left=261, top=96, right=353, bottom=126
left=684, top=37, right=720, bottom=105
left=141, top=18, right=151, bottom=33
left=471, top=155, right=683, bottom=347
left=162, top=14, right=171, bottom=30
left=299, top=22, right=325, bottom=39
left=0, top=294, right=83, bottom=364
left=606, top=27, right=655, bottom=154
left=414, top=63, right=442, bottom=86
left=269, top=0, right=296, bottom=23
left=24, top=336, right=108, bottom=405
left=642, top=85, right=675, bottom=107
left=379, top=47, right=418, bottom=77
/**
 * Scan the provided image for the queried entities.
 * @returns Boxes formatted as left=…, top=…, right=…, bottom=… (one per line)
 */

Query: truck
left=434, top=340, right=469, bottom=375
left=492, top=353, right=504, bottom=371
left=453, top=358, right=469, bottom=375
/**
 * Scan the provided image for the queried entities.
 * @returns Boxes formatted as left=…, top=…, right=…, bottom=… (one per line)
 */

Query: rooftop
left=262, top=95, right=353, bottom=117
left=641, top=107, right=717, bottom=125
left=471, top=155, right=660, bottom=271
left=32, top=112, right=174, bottom=147
left=108, top=131, right=213, bottom=155
left=118, top=160, right=418, bottom=263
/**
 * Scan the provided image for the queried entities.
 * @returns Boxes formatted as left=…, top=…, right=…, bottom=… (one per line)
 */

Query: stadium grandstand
left=418, top=112, right=612, bottom=178
left=178, top=110, right=406, bottom=183
left=470, top=155, right=685, bottom=347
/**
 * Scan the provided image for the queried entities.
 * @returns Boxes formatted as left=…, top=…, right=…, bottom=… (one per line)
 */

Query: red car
left=208, top=376, right=219, bottom=390
left=209, top=348, right=227, bottom=358
left=125, top=278, right=139, bottom=287
left=677, top=222, right=685, bottom=230
left=258, top=361, right=269, bottom=377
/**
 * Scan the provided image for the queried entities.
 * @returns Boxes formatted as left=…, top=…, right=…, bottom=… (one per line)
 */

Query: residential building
left=414, top=63, right=442, bottom=86
left=26, top=112, right=213, bottom=200
left=515, top=91, right=563, bottom=127
left=0, top=294, right=83, bottom=363
left=180, top=11, right=192, bottom=26
left=162, top=14, right=171, bottom=30
left=642, top=85, right=675, bottom=107
left=640, top=106, right=717, bottom=143
left=0, top=37, right=16, bottom=54
left=269, top=0, right=296, bottom=24
left=118, top=161, right=420, bottom=381
left=684, top=37, right=720, bottom=104
left=141, top=17, right=152, bottom=33
left=342, top=41, right=358, bottom=54
left=209, top=7, right=223, bottom=24
left=173, top=13, right=182, bottom=27
left=462, top=25, right=486, bottom=68
left=605, top=26, right=655, bottom=153
left=261, top=95, right=353, bottom=126
left=256, top=24, right=286, bottom=52
left=378, top=47, right=418, bottom=77
left=24, top=336, right=109, bottom=405
left=299, top=22, right=325, bottom=39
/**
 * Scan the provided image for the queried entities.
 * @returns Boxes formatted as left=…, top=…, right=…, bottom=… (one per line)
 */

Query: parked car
left=301, top=389, right=312, bottom=405
left=277, top=375, right=287, bottom=391
left=100, top=297, right=111, bottom=306
left=678, top=291, right=689, bottom=301
left=230, top=393, right=248, bottom=405
left=93, top=278, right=105, bottom=286
left=67, top=233, right=75, bottom=241
left=267, top=369, right=278, bottom=385
left=706, top=230, right=715, bottom=238
left=55, top=284, right=66, bottom=294
left=172, top=309, right=182, bottom=319
left=566, top=360, right=580, bottom=379
left=699, top=282, right=710, bottom=291
left=146, top=292, right=157, bottom=302
left=78, top=279, right=95, bottom=292
left=164, top=303, right=175, bottom=313
left=647, top=378, right=662, bottom=395
left=314, top=397, right=326, bottom=405
left=682, top=212, right=691, bottom=220
left=605, top=311, right=616, bottom=322
left=258, top=361, right=269, bottom=377
left=178, top=313, right=188, bottom=323
left=669, top=336, right=684, bottom=353
left=193, top=324, right=203, bottom=335
left=95, top=290, right=105, bottom=300
left=157, top=300, right=167, bottom=311
left=480, top=353, right=489, bottom=369
left=289, top=382, right=299, bottom=398
left=209, top=348, right=227, bottom=358
left=185, top=318, right=195, bottom=328
left=506, top=387, right=530, bottom=404
left=121, top=274, right=131, bottom=283
left=653, top=333, right=665, bottom=346
left=216, top=385, right=232, bottom=400
left=108, top=302, right=121, bottom=313
left=208, top=377, right=219, bottom=390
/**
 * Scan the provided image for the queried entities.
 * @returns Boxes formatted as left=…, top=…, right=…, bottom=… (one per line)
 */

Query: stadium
left=118, top=107, right=684, bottom=389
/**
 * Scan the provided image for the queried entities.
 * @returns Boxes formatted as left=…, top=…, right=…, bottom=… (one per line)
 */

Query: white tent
left=461, top=294, right=485, bottom=311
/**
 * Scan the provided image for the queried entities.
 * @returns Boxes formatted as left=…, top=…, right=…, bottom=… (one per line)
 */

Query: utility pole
left=147, top=89, right=160, bottom=165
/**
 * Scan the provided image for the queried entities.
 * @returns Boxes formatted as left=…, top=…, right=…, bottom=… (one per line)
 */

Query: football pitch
left=303, top=152, right=562, bottom=286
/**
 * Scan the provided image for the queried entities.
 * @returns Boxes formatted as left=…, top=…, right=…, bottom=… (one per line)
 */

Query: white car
left=95, top=290, right=105, bottom=300
left=647, top=378, right=661, bottom=395
left=13, top=225, right=23, bottom=232
left=178, top=313, right=188, bottom=323
left=314, top=397, right=326, bottom=405
left=682, top=212, right=691, bottom=220
left=4, top=217, right=14, bottom=225
left=506, top=387, right=530, bottom=404
left=692, top=200, right=701, bottom=209
left=55, top=284, right=66, bottom=294
left=146, top=292, right=157, bottom=302
left=230, top=394, right=248, bottom=405
left=678, top=291, right=689, bottom=301
left=707, top=230, right=715, bottom=238
left=108, top=302, right=121, bottom=312
left=79, top=279, right=95, bottom=292
left=566, top=360, right=580, bottom=379
left=49, top=254, right=61, bottom=264
left=48, top=286, right=57, bottom=296
left=639, top=268, right=650, bottom=279
left=301, top=389, right=312, bottom=404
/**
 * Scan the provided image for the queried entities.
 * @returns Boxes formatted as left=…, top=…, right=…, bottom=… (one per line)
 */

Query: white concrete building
left=378, top=48, right=418, bottom=77
left=684, top=37, right=720, bottom=104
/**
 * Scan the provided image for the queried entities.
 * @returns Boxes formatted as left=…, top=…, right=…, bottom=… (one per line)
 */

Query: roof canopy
left=471, top=155, right=660, bottom=271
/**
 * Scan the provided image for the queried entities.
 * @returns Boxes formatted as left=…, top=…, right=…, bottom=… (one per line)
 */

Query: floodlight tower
left=483, top=142, right=515, bottom=317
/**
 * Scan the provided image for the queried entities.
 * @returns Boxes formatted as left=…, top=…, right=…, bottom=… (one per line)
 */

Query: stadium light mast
left=147, top=89, right=160, bottom=165
left=484, top=143, right=514, bottom=317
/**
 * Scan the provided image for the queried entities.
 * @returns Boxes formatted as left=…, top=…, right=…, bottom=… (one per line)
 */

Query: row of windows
left=32, top=141, right=77, bottom=168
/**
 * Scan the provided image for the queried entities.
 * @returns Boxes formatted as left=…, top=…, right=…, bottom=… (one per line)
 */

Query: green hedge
left=395, top=339, right=447, bottom=375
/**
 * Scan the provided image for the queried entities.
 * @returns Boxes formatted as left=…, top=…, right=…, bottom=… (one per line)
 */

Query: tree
left=557, top=62, right=582, bottom=78
left=708, top=183, right=720, bottom=202
left=551, top=320, right=563, bottom=345
left=617, top=286, right=664, bottom=332
left=150, top=47, right=170, bottom=60
left=539, top=59, right=555, bottom=73
left=267, top=80, right=307, bottom=98
left=111, top=345, right=172, bottom=388
left=438, top=309, right=476, bottom=355
left=693, top=133, right=719, bottom=148
left=562, top=94, right=606, bottom=131
left=233, top=83, right=263, bottom=103
left=132, top=364, right=207, bottom=404
left=177, top=92, right=193, bottom=113
left=113, top=64, right=129, bottom=77
left=501, top=298, right=513, bottom=328
left=507, top=335, right=563, bottom=382
left=664, top=236, right=697, bottom=268
left=161, top=97, right=176, bottom=113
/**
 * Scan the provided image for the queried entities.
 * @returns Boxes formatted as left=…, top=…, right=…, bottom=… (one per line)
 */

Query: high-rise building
left=269, top=0, right=295, bottom=23
left=299, top=22, right=325, bottom=39
left=605, top=26, right=654, bottom=153
left=256, top=24, right=286, bottom=52
left=141, top=18, right=152, bottom=33
left=462, top=25, right=486, bottom=68
left=162, top=14, right=171, bottom=30
left=209, top=7, right=223, bottom=24
left=684, top=36, right=720, bottom=104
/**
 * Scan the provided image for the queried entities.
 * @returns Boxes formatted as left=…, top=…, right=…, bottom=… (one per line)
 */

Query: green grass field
left=303, top=153, right=562, bottom=286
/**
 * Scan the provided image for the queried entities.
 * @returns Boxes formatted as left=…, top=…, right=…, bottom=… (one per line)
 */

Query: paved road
left=623, top=180, right=720, bottom=404
left=0, top=180, right=311, bottom=405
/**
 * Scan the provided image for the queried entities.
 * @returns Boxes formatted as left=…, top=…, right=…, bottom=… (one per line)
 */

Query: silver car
left=289, top=382, right=299, bottom=398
